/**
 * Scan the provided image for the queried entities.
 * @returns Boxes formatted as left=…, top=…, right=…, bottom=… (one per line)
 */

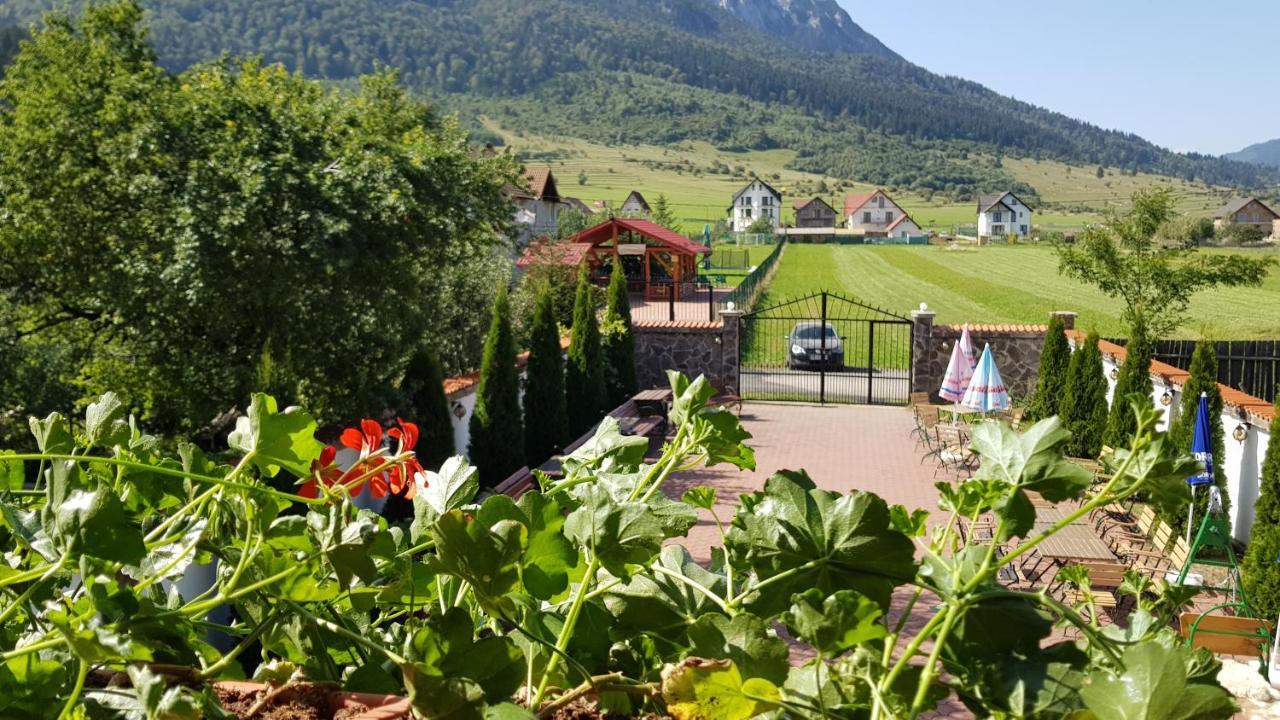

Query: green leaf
left=688, top=408, right=756, bottom=471
left=29, top=412, right=73, bottom=454
left=726, top=473, right=915, bottom=614
left=124, top=518, right=206, bottom=584
left=516, top=491, right=578, bottom=599
left=0, top=451, right=24, bottom=491
left=403, top=670, right=487, bottom=720
left=603, top=545, right=728, bottom=634
left=126, top=665, right=204, bottom=720
left=668, top=372, right=718, bottom=429
left=484, top=703, right=535, bottom=720
left=429, top=502, right=527, bottom=608
left=405, top=608, right=525, bottom=703
left=888, top=505, right=929, bottom=538
left=227, top=393, right=324, bottom=477
left=661, top=658, right=781, bottom=720
left=411, top=456, right=480, bottom=542
left=945, top=595, right=1054, bottom=663
left=782, top=589, right=886, bottom=656
left=971, top=417, right=1092, bottom=502
left=565, top=483, right=664, bottom=578
left=688, top=613, right=790, bottom=685
left=84, top=392, right=130, bottom=448
left=560, top=416, right=650, bottom=476
left=53, top=487, right=146, bottom=564
left=1080, top=642, right=1236, bottom=720
left=1107, top=435, right=1198, bottom=517
left=0, top=655, right=68, bottom=717
left=682, top=486, right=718, bottom=510
left=976, top=642, right=1088, bottom=720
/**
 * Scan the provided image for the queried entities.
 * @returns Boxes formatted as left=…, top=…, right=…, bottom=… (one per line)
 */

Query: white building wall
left=729, top=181, right=781, bottom=232
left=978, top=196, right=1033, bottom=238
left=846, top=194, right=907, bottom=232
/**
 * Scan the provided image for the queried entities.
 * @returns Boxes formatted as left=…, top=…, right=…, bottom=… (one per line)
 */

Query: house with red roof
left=843, top=190, right=916, bottom=236
left=507, top=167, right=562, bottom=241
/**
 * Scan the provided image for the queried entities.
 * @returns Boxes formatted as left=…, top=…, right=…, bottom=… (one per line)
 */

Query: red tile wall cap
left=444, top=336, right=570, bottom=399
left=940, top=323, right=1049, bottom=334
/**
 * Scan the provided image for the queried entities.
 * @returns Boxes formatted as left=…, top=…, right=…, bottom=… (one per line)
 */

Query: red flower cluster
left=300, top=418, right=427, bottom=501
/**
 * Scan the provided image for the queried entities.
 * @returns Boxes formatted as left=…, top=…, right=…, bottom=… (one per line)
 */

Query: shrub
left=524, top=283, right=570, bottom=465
left=602, top=260, right=637, bottom=405
left=566, top=266, right=608, bottom=434
left=468, top=285, right=525, bottom=485
left=1163, top=342, right=1230, bottom=529
left=1061, top=330, right=1109, bottom=458
left=1104, top=320, right=1154, bottom=450
left=1027, top=315, right=1070, bottom=422
left=1242, top=400, right=1280, bottom=618
left=401, top=350, right=455, bottom=470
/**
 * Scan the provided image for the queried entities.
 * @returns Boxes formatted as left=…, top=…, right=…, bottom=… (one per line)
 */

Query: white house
left=509, top=167, right=561, bottom=241
left=977, top=192, right=1033, bottom=239
left=843, top=190, right=912, bottom=234
left=728, top=179, right=782, bottom=232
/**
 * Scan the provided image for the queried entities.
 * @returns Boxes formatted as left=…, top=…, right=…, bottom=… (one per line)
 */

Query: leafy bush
left=468, top=286, right=525, bottom=485
left=566, top=266, right=607, bottom=435
left=1061, top=330, right=1110, bottom=458
left=1027, top=314, right=1070, bottom=422
left=1242, top=401, right=1280, bottom=618
left=523, top=283, right=570, bottom=465
left=0, top=377, right=1237, bottom=719
left=602, top=260, right=638, bottom=406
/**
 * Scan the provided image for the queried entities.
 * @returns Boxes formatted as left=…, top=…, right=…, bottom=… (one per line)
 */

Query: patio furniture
left=633, top=387, right=672, bottom=417
left=1180, top=603, right=1274, bottom=681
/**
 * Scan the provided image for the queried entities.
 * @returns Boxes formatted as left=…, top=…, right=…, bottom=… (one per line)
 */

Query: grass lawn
left=756, top=244, right=1280, bottom=339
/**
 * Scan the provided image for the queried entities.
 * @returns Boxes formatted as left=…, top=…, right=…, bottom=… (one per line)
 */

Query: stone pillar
left=720, top=310, right=742, bottom=395
left=1050, top=310, right=1077, bottom=331
left=909, top=304, right=935, bottom=394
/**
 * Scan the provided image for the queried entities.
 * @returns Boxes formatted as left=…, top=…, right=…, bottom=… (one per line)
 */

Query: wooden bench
left=633, top=388, right=672, bottom=417
left=494, top=466, right=537, bottom=499
left=1180, top=609, right=1274, bottom=662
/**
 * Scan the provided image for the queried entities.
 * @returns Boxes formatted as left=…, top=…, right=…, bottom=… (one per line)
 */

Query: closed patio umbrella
left=1185, top=392, right=1216, bottom=544
left=962, top=343, right=1011, bottom=413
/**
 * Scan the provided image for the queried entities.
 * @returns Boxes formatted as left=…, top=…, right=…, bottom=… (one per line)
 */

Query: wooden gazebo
left=563, top=217, right=711, bottom=300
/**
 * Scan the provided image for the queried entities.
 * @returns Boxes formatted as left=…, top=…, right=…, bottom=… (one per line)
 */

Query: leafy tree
left=1060, top=331, right=1109, bottom=458
left=468, top=286, right=525, bottom=486
left=602, top=260, right=637, bottom=405
left=1057, top=188, right=1274, bottom=336
left=400, top=350, right=455, bottom=471
left=1104, top=319, right=1154, bottom=450
left=555, top=208, right=592, bottom=240
left=745, top=216, right=774, bottom=235
left=565, top=266, right=607, bottom=435
left=1027, top=315, right=1070, bottom=422
left=1242, top=400, right=1280, bottom=618
left=1163, top=342, right=1229, bottom=528
left=1215, top=221, right=1267, bottom=245
left=650, top=193, right=680, bottom=231
left=523, top=283, right=569, bottom=465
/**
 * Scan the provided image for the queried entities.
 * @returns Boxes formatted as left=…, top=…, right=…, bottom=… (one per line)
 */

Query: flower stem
left=531, top=555, right=600, bottom=709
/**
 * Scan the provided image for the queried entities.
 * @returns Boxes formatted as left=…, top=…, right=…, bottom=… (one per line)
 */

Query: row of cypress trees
left=1027, top=315, right=1110, bottom=458
left=469, top=262, right=637, bottom=485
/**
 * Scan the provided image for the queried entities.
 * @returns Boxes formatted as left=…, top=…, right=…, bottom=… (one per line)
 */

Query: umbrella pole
left=1186, top=486, right=1196, bottom=546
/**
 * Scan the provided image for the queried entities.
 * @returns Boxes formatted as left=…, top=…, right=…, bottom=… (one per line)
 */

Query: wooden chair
left=1101, top=505, right=1158, bottom=554
left=913, top=405, right=941, bottom=446
left=909, top=392, right=931, bottom=408
left=1180, top=605, right=1274, bottom=680
left=1127, top=534, right=1191, bottom=580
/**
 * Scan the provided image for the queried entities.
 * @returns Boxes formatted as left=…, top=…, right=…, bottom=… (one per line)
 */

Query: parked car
left=787, top=322, right=844, bottom=370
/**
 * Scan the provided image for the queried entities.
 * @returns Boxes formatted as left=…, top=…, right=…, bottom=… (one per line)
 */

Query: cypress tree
left=1104, top=319, right=1154, bottom=450
left=1028, top=315, right=1071, bottom=422
left=1242, top=401, right=1280, bottom=618
left=1164, top=342, right=1230, bottom=528
left=566, top=266, right=607, bottom=435
left=402, top=350, right=455, bottom=470
left=523, top=283, right=569, bottom=465
left=602, top=259, right=637, bottom=405
left=468, top=286, right=525, bottom=486
left=1061, top=331, right=1109, bottom=458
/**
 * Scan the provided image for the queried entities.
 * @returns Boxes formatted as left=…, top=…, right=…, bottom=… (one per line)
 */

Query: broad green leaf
left=683, top=486, right=718, bottom=510
left=405, top=608, right=524, bottom=702
left=84, top=392, right=129, bottom=448
left=888, top=504, right=929, bottom=538
left=662, top=658, right=781, bottom=720
left=126, top=665, right=204, bottom=720
left=0, top=451, right=24, bottom=491
left=603, top=545, right=728, bottom=634
left=124, top=518, right=206, bottom=584
left=726, top=473, right=915, bottom=614
left=668, top=372, right=718, bottom=428
left=560, top=416, right=650, bottom=476
left=688, top=613, right=790, bottom=684
left=516, top=491, right=578, bottom=599
left=565, top=484, right=664, bottom=578
left=781, top=663, right=863, bottom=719
left=53, top=487, right=146, bottom=564
left=1107, top=435, right=1198, bottom=517
left=227, top=393, right=324, bottom=477
left=308, top=507, right=395, bottom=589
left=1079, top=642, right=1236, bottom=720
left=944, top=595, right=1053, bottom=663
left=402, top=670, right=487, bottom=720
left=345, top=661, right=402, bottom=695
left=968, top=642, right=1088, bottom=720
left=484, top=704, right=535, bottom=720
left=429, top=503, right=526, bottom=608
left=970, top=418, right=1091, bottom=500
left=411, top=455, right=479, bottom=541
left=0, top=655, right=67, bottom=717
left=29, top=412, right=73, bottom=454
left=782, top=589, right=886, bottom=656
left=688, top=408, right=755, bottom=470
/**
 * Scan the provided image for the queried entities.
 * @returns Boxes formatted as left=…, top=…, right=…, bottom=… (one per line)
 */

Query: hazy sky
left=843, top=1, right=1278, bottom=156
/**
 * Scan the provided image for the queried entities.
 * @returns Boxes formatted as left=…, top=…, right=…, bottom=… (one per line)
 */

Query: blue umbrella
left=1185, top=392, right=1215, bottom=542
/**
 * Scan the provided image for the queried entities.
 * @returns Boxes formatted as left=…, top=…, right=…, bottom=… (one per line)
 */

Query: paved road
left=741, top=366, right=910, bottom=404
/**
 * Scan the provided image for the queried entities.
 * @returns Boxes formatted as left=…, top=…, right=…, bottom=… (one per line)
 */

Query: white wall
left=446, top=369, right=529, bottom=462
left=729, top=181, right=781, bottom=232
left=978, top=195, right=1032, bottom=238
left=846, top=192, right=907, bottom=232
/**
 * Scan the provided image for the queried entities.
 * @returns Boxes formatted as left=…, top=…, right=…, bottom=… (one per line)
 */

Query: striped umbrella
left=958, top=323, right=978, bottom=371
left=962, top=343, right=1011, bottom=413
left=938, top=339, right=975, bottom=403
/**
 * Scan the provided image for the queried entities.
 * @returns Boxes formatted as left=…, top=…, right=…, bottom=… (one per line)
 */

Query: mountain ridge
left=1225, top=139, right=1280, bottom=170
left=716, top=0, right=899, bottom=57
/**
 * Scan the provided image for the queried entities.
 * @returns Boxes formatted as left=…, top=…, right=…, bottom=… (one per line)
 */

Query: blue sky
left=842, top=0, right=1278, bottom=156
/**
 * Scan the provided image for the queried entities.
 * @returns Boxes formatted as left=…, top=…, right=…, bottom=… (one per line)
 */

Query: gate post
left=910, top=303, right=935, bottom=397
left=867, top=321, right=876, bottom=404
left=720, top=309, right=742, bottom=396
left=819, top=292, right=828, bottom=404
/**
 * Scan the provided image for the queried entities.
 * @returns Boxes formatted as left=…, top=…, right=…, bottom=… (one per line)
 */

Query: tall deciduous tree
left=1242, top=401, right=1280, bottom=618
left=602, top=260, right=637, bottom=405
left=1164, top=342, right=1230, bottom=528
left=1061, top=331, right=1109, bottom=458
left=1028, top=315, right=1070, bottom=422
left=1104, top=319, right=1154, bottom=450
left=523, top=283, right=569, bottom=465
left=566, top=266, right=607, bottom=435
left=1057, top=188, right=1273, bottom=337
left=401, top=350, right=455, bottom=471
left=468, top=286, right=524, bottom=486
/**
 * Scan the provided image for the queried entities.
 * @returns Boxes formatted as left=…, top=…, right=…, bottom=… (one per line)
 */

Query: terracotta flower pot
left=215, top=680, right=412, bottom=720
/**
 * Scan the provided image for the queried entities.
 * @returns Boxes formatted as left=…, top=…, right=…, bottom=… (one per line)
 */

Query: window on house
left=877, top=196, right=885, bottom=208
left=885, top=211, right=894, bottom=224
left=1020, top=225, right=1028, bottom=234
left=744, top=208, right=752, bottom=218
left=994, top=212, right=1003, bottom=223
left=993, top=225, right=1004, bottom=235
left=863, top=211, right=871, bottom=223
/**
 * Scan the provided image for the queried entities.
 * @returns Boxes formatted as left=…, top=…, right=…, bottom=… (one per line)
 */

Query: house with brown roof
left=508, top=167, right=562, bottom=241
left=976, top=192, right=1033, bottom=239
left=620, top=190, right=651, bottom=216
left=560, top=196, right=595, bottom=216
left=843, top=190, right=913, bottom=235
left=1213, top=197, right=1278, bottom=236
left=794, top=197, right=837, bottom=228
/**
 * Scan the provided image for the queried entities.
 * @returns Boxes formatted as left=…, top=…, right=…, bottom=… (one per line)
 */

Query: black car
left=787, top=322, right=844, bottom=370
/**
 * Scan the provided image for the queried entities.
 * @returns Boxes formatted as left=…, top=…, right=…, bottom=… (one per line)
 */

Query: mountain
left=1225, top=139, right=1280, bottom=169
left=717, top=0, right=898, bottom=57
left=2, top=0, right=1275, bottom=196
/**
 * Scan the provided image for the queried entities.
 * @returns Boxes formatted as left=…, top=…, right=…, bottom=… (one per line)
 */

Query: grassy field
left=755, top=244, right=1280, bottom=339
left=485, top=120, right=1240, bottom=235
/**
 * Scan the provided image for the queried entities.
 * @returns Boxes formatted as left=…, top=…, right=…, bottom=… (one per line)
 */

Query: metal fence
left=719, top=237, right=786, bottom=315
left=597, top=278, right=720, bottom=323
left=1106, top=338, right=1280, bottom=403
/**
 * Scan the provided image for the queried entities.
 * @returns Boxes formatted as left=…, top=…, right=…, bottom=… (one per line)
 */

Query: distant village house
left=977, top=192, right=1033, bottom=239
left=508, top=167, right=561, bottom=241
left=1214, top=197, right=1277, bottom=237
left=794, top=197, right=837, bottom=228
left=619, top=190, right=651, bottom=216
left=728, top=179, right=782, bottom=232
left=843, top=190, right=919, bottom=237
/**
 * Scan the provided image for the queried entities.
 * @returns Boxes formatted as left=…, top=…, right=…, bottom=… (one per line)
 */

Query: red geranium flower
left=388, top=418, right=425, bottom=499
left=300, top=445, right=342, bottom=499
left=341, top=419, right=383, bottom=456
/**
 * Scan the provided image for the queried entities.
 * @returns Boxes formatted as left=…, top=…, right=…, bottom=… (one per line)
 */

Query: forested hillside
left=2, top=0, right=1274, bottom=196
left=1226, top=139, right=1280, bottom=169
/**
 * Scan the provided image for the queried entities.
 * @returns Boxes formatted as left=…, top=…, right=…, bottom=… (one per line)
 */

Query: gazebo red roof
left=567, top=217, right=711, bottom=255
left=515, top=241, right=594, bottom=268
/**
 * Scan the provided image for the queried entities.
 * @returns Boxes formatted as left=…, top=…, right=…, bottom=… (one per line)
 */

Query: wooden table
left=1033, top=524, right=1116, bottom=563
left=633, top=388, right=673, bottom=417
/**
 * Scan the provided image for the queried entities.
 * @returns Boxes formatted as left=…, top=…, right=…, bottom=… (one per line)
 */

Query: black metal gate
left=739, top=292, right=913, bottom=405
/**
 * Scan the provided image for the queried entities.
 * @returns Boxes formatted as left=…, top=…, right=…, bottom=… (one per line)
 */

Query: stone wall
left=632, top=311, right=740, bottom=393
left=910, top=309, right=1076, bottom=402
